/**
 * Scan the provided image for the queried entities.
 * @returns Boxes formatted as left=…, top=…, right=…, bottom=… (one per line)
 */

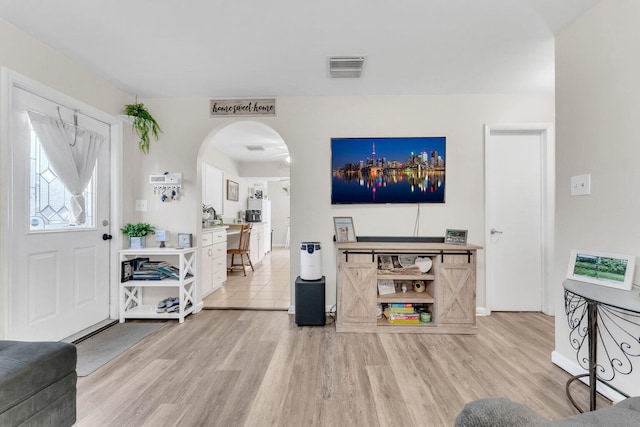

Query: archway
left=196, top=121, right=291, bottom=309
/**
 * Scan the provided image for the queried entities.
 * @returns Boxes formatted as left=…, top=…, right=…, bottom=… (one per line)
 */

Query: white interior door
left=485, top=128, right=546, bottom=311
left=8, top=86, right=111, bottom=341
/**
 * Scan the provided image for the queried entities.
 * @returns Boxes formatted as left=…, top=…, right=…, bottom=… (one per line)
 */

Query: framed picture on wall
left=227, top=180, right=239, bottom=201
left=333, top=217, right=357, bottom=243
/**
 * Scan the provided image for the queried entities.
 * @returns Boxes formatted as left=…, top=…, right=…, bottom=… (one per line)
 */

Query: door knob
left=490, top=228, right=503, bottom=235
left=102, top=233, right=113, bottom=240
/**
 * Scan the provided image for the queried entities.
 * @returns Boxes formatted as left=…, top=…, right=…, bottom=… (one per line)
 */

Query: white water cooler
left=300, top=242, right=322, bottom=280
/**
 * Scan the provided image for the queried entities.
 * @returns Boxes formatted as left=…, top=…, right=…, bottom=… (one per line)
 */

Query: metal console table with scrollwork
left=563, top=279, right=640, bottom=412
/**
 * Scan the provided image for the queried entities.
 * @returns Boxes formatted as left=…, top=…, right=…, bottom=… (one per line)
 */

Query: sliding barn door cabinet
left=335, top=242, right=481, bottom=334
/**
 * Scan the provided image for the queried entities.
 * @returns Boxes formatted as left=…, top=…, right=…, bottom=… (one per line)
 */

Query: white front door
left=8, top=86, right=112, bottom=341
left=485, top=125, right=553, bottom=312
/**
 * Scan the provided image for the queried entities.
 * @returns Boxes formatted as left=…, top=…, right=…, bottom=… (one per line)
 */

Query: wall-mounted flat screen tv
left=331, top=137, right=446, bottom=204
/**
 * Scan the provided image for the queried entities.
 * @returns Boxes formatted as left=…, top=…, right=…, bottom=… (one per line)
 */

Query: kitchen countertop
left=201, top=225, right=229, bottom=230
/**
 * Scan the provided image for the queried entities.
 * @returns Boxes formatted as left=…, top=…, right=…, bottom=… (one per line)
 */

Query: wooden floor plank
left=366, top=365, right=417, bottom=426
left=75, top=310, right=612, bottom=426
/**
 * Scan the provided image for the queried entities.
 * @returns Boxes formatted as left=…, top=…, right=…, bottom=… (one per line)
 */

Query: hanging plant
left=124, top=100, right=162, bottom=154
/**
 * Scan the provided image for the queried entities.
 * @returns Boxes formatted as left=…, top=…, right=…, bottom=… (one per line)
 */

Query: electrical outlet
left=570, top=174, right=591, bottom=196
left=135, top=200, right=147, bottom=211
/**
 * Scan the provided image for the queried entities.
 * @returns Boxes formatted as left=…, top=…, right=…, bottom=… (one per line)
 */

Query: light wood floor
left=202, top=248, right=290, bottom=310
left=75, top=310, right=611, bottom=426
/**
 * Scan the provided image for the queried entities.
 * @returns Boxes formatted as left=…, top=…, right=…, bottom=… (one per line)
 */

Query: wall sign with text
left=209, top=99, right=276, bottom=117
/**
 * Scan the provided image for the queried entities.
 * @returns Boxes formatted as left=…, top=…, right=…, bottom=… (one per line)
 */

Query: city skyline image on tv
left=331, top=137, right=446, bottom=204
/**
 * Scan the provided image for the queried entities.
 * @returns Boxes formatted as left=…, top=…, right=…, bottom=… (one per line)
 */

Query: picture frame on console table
left=334, top=217, right=357, bottom=242
left=178, top=233, right=192, bottom=248
left=566, top=249, right=635, bottom=291
left=445, top=229, right=467, bottom=245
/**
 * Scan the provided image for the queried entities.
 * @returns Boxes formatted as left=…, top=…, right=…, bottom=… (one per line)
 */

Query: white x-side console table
left=119, top=247, right=196, bottom=323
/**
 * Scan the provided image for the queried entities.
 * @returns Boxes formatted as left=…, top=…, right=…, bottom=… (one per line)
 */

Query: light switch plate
left=135, top=200, right=147, bottom=211
left=571, top=174, right=591, bottom=196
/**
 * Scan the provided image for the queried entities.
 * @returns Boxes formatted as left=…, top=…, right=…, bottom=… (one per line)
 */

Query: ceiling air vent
left=245, top=145, right=265, bottom=151
left=328, top=56, right=366, bottom=78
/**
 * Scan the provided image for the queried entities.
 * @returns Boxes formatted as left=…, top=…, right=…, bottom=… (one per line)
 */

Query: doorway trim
left=483, top=123, right=555, bottom=315
left=0, top=68, right=124, bottom=338
left=195, top=120, right=291, bottom=308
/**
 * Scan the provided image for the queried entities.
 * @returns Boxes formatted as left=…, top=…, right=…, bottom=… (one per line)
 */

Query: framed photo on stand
left=178, top=233, right=193, bottom=248
left=333, top=217, right=357, bottom=243
left=566, top=249, right=635, bottom=291
left=445, top=229, right=468, bottom=245
left=120, top=259, right=135, bottom=282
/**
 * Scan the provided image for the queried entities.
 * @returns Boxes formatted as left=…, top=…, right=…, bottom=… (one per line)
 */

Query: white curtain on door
left=27, top=111, right=104, bottom=225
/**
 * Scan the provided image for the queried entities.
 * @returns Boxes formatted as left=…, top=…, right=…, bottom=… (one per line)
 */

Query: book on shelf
left=383, top=311, right=420, bottom=324
left=132, top=271, right=166, bottom=280
left=389, top=303, right=413, bottom=308
left=389, top=313, right=419, bottom=320
left=133, top=257, right=150, bottom=270
left=382, top=310, right=420, bottom=321
left=388, top=318, right=420, bottom=324
left=156, top=265, right=193, bottom=280
left=388, top=307, right=415, bottom=314
left=138, top=260, right=169, bottom=270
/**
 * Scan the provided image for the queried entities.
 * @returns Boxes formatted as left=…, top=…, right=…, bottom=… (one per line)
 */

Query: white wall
left=135, top=94, right=554, bottom=310
left=239, top=160, right=290, bottom=179
left=0, top=19, right=129, bottom=115
left=554, top=0, right=640, bottom=398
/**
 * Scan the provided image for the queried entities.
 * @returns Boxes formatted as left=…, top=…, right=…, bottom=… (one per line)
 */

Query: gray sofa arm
left=455, top=398, right=550, bottom=427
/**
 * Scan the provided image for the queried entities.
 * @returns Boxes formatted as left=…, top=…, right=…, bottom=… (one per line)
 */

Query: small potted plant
left=121, top=223, right=156, bottom=249
left=123, top=100, right=162, bottom=154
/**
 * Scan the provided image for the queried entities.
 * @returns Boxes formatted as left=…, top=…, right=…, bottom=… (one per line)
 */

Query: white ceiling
left=0, top=0, right=598, bottom=98
left=0, top=0, right=599, bottom=162
left=207, top=121, right=290, bottom=163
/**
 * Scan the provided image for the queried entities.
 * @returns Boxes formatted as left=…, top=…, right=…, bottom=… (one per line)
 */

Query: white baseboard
left=551, top=351, right=626, bottom=403
left=476, top=307, right=489, bottom=316
left=288, top=304, right=334, bottom=315
left=194, top=301, right=204, bottom=313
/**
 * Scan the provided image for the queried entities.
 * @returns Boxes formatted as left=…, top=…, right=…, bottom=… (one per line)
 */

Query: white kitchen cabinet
left=210, top=230, right=227, bottom=292
left=249, top=223, right=266, bottom=264
left=201, top=227, right=227, bottom=298
left=200, top=231, right=214, bottom=297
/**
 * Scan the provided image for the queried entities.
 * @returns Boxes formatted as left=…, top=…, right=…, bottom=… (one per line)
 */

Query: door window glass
left=29, top=129, right=95, bottom=231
